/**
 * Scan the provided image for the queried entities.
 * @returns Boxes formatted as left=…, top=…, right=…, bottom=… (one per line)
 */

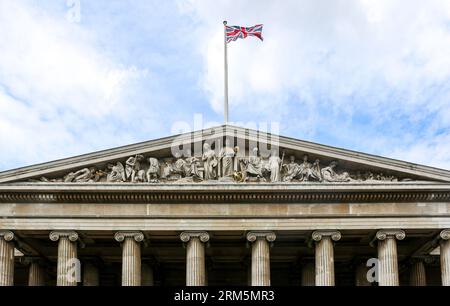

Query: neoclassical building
left=0, top=125, right=449, bottom=286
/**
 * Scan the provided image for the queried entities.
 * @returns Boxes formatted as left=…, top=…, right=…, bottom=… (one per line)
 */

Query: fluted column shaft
left=440, top=229, right=450, bottom=286
left=28, top=261, right=46, bottom=286
left=301, top=263, right=315, bottom=286
left=376, top=229, right=405, bottom=286
left=355, top=263, right=371, bottom=286
left=247, top=232, right=276, bottom=286
left=0, top=231, right=15, bottom=286
left=312, top=231, right=341, bottom=286
left=83, top=263, right=99, bottom=286
left=409, top=260, right=426, bottom=286
left=180, top=231, right=210, bottom=286
left=142, top=263, right=154, bottom=286
left=115, top=232, right=144, bottom=286
left=50, top=231, right=79, bottom=286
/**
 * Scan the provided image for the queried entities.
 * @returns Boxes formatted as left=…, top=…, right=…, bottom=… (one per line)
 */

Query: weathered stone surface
left=376, top=229, right=405, bottom=286
left=0, top=231, right=14, bottom=286
left=313, top=230, right=341, bottom=286
left=181, top=231, right=210, bottom=286
left=115, top=232, right=144, bottom=286
left=247, top=232, right=276, bottom=286
left=50, top=231, right=79, bottom=286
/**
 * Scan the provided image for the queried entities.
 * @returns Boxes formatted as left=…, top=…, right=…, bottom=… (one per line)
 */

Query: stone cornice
left=1, top=183, right=450, bottom=204
left=1, top=125, right=450, bottom=184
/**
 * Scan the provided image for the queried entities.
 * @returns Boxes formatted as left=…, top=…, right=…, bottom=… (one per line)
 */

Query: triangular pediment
left=1, top=125, right=450, bottom=184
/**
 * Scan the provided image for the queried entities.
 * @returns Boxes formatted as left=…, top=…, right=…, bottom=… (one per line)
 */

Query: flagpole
left=223, top=21, right=229, bottom=124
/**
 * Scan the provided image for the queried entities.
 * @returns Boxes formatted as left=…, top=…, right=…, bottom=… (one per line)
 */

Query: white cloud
left=179, top=0, right=450, bottom=169
left=0, top=1, right=147, bottom=169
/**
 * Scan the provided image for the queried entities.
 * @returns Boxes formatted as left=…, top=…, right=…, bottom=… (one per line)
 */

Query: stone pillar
left=49, top=231, right=79, bottom=286
left=83, top=262, right=99, bottom=286
left=115, top=232, right=144, bottom=286
left=409, top=259, right=426, bottom=286
left=180, top=231, right=210, bottom=286
left=142, top=263, right=154, bottom=286
left=301, top=263, right=315, bottom=286
left=375, top=229, right=405, bottom=286
left=440, top=229, right=450, bottom=286
left=0, top=231, right=15, bottom=286
left=28, top=260, right=46, bottom=286
left=355, top=263, right=371, bottom=286
left=312, top=231, right=341, bottom=286
left=246, top=231, right=276, bottom=286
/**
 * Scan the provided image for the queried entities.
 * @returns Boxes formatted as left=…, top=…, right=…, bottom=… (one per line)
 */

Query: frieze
left=28, top=146, right=411, bottom=184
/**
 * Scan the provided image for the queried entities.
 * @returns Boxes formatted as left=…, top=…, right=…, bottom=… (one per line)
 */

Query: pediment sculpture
left=31, top=144, right=408, bottom=184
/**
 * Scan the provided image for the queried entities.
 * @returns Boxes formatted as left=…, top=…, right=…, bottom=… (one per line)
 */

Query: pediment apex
left=1, top=124, right=449, bottom=184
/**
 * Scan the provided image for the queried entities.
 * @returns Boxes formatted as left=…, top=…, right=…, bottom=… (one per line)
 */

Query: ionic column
left=142, top=263, right=154, bottom=286
left=49, top=231, right=79, bottom=286
left=0, top=231, right=15, bottom=286
left=28, top=260, right=46, bottom=286
left=375, top=229, right=405, bottom=286
left=440, top=229, right=450, bottom=286
left=115, top=232, right=144, bottom=286
left=301, top=263, right=315, bottom=286
left=312, top=231, right=341, bottom=286
left=83, top=262, right=99, bottom=286
left=409, top=258, right=426, bottom=286
left=246, top=231, right=276, bottom=286
left=355, top=263, right=371, bottom=286
left=180, top=231, right=210, bottom=286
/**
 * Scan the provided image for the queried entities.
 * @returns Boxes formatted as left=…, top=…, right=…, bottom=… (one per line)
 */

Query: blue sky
left=1, top=0, right=450, bottom=171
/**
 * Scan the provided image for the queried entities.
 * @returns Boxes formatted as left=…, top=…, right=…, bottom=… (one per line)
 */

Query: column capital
left=246, top=231, right=276, bottom=243
left=376, top=229, right=405, bottom=241
left=439, top=229, right=450, bottom=240
left=312, top=230, right=341, bottom=242
left=180, top=231, right=210, bottom=243
left=49, top=231, right=78, bottom=242
left=0, top=230, right=14, bottom=242
left=114, top=231, right=144, bottom=243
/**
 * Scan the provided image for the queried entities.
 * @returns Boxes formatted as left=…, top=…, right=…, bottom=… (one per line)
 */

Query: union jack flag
left=225, top=24, right=264, bottom=43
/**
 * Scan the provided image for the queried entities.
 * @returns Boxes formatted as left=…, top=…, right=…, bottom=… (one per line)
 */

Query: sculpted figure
left=310, top=159, right=322, bottom=181
left=173, top=152, right=202, bottom=181
left=321, top=161, right=351, bottom=182
left=282, top=156, right=301, bottom=182
left=125, top=154, right=145, bottom=183
left=146, top=158, right=160, bottom=183
left=298, top=155, right=313, bottom=181
left=107, top=162, right=126, bottom=183
left=267, top=150, right=283, bottom=182
left=68, top=167, right=97, bottom=183
left=240, top=147, right=264, bottom=181
left=218, top=139, right=236, bottom=178
left=202, top=143, right=218, bottom=180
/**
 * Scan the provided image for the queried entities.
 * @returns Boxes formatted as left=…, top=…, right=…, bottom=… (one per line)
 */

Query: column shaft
left=142, top=263, right=154, bottom=286
left=122, top=238, right=141, bottom=286
left=378, top=238, right=399, bottom=286
left=301, top=263, right=315, bottom=286
left=57, top=237, right=78, bottom=286
left=0, top=231, right=14, bottom=286
left=186, top=237, right=206, bottom=286
left=315, top=237, right=335, bottom=286
left=409, top=261, right=426, bottom=286
left=251, top=239, right=271, bottom=286
left=355, top=263, right=371, bottom=286
left=83, top=263, right=99, bottom=286
left=441, top=235, right=450, bottom=286
left=28, top=262, right=46, bottom=286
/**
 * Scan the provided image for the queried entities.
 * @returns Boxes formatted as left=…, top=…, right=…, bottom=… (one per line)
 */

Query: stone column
left=49, top=231, right=79, bottom=286
left=180, top=231, right=210, bottom=286
left=115, top=232, right=144, bottom=286
left=246, top=231, right=276, bottom=286
left=28, top=260, right=46, bottom=286
left=0, top=231, right=15, bottom=286
left=375, top=229, right=405, bottom=286
left=312, top=231, right=341, bottom=286
left=83, top=262, right=99, bottom=286
left=142, top=263, right=154, bottom=286
left=355, top=263, right=371, bottom=286
left=440, top=229, right=450, bottom=286
left=409, top=259, right=426, bottom=286
left=301, top=263, right=315, bottom=286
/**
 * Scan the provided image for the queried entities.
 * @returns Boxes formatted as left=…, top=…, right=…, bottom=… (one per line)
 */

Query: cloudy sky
left=1, top=0, right=450, bottom=171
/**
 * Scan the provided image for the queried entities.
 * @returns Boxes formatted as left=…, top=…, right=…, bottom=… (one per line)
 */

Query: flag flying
left=225, top=24, right=263, bottom=43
